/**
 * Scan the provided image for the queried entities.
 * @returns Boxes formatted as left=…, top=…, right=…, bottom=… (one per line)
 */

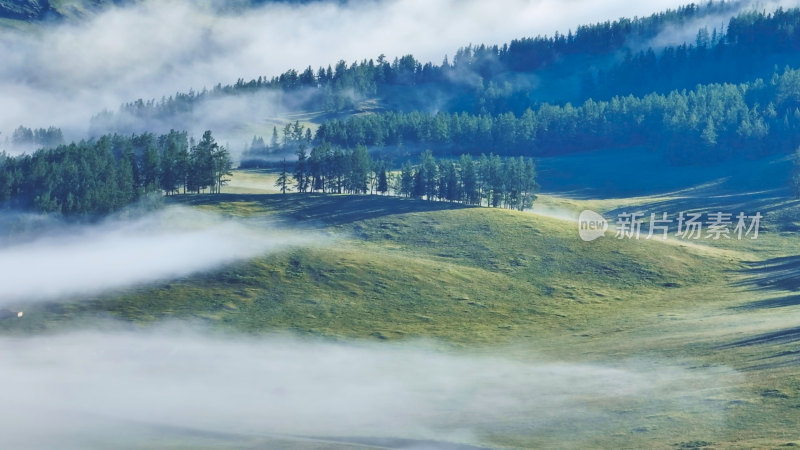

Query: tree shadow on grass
left=170, top=193, right=476, bottom=226
left=718, top=257, right=800, bottom=366
left=730, top=255, right=800, bottom=310
left=718, top=326, right=800, bottom=349
left=735, top=255, right=800, bottom=295
left=716, top=326, right=800, bottom=370
left=736, top=294, right=800, bottom=310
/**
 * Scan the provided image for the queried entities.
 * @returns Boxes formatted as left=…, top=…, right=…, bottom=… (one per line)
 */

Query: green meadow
left=4, top=165, right=800, bottom=448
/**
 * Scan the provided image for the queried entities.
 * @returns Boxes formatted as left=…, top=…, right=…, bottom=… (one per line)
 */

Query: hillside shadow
left=171, top=193, right=475, bottom=226
left=537, top=147, right=792, bottom=201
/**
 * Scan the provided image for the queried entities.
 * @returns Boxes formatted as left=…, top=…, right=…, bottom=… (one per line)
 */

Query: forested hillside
left=597, top=8, right=800, bottom=98
left=91, top=4, right=800, bottom=131
left=314, top=67, right=800, bottom=164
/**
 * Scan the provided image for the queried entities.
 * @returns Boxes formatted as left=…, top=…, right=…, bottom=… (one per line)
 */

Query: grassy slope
left=3, top=166, right=800, bottom=447
left=3, top=193, right=730, bottom=342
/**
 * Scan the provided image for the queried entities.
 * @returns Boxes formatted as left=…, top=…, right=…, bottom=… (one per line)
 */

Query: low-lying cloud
left=1, top=0, right=715, bottom=148
left=0, top=329, right=738, bottom=448
left=0, top=204, right=315, bottom=306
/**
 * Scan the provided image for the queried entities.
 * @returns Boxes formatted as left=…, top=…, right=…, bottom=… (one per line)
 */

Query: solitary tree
left=270, top=126, right=280, bottom=150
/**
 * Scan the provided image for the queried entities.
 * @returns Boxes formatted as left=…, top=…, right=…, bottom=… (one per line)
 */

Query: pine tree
left=521, top=157, right=538, bottom=210
left=488, top=154, right=504, bottom=208
left=331, top=147, right=346, bottom=193
left=159, top=131, right=187, bottom=195
left=212, top=144, right=233, bottom=194
left=275, top=158, right=290, bottom=194
left=294, top=145, right=309, bottom=192
left=270, top=126, right=280, bottom=150
left=189, top=130, right=218, bottom=193
left=412, top=168, right=425, bottom=198
left=309, top=142, right=330, bottom=192
left=793, top=147, right=800, bottom=199
left=459, top=154, right=478, bottom=205
left=377, top=162, right=389, bottom=195
left=349, top=145, right=371, bottom=194
left=445, top=162, right=459, bottom=202
left=420, top=150, right=437, bottom=201
left=400, top=161, right=414, bottom=197
left=437, top=161, right=449, bottom=201
left=141, top=134, right=161, bottom=192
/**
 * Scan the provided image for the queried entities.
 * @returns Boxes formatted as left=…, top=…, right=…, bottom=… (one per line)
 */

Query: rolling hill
left=2, top=163, right=799, bottom=447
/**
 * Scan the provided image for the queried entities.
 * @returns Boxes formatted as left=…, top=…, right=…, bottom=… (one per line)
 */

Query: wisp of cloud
left=0, top=205, right=316, bottom=306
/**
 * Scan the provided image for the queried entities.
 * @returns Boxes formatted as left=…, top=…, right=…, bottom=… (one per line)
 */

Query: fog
left=641, top=0, right=794, bottom=51
left=0, top=0, right=712, bottom=149
left=0, top=328, right=738, bottom=448
left=527, top=203, right=580, bottom=222
left=0, top=204, right=317, bottom=306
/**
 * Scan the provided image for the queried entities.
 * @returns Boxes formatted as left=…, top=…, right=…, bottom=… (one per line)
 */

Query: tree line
left=0, top=130, right=232, bottom=215
left=314, top=66, right=800, bottom=165
left=278, top=145, right=538, bottom=210
left=7, top=125, right=64, bottom=150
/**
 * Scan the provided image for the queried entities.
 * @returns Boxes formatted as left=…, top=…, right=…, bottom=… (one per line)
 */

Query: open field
left=2, top=163, right=800, bottom=448
left=221, top=169, right=282, bottom=194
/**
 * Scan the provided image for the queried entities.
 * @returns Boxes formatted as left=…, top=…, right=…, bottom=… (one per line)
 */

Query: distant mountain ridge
left=0, top=0, right=324, bottom=24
